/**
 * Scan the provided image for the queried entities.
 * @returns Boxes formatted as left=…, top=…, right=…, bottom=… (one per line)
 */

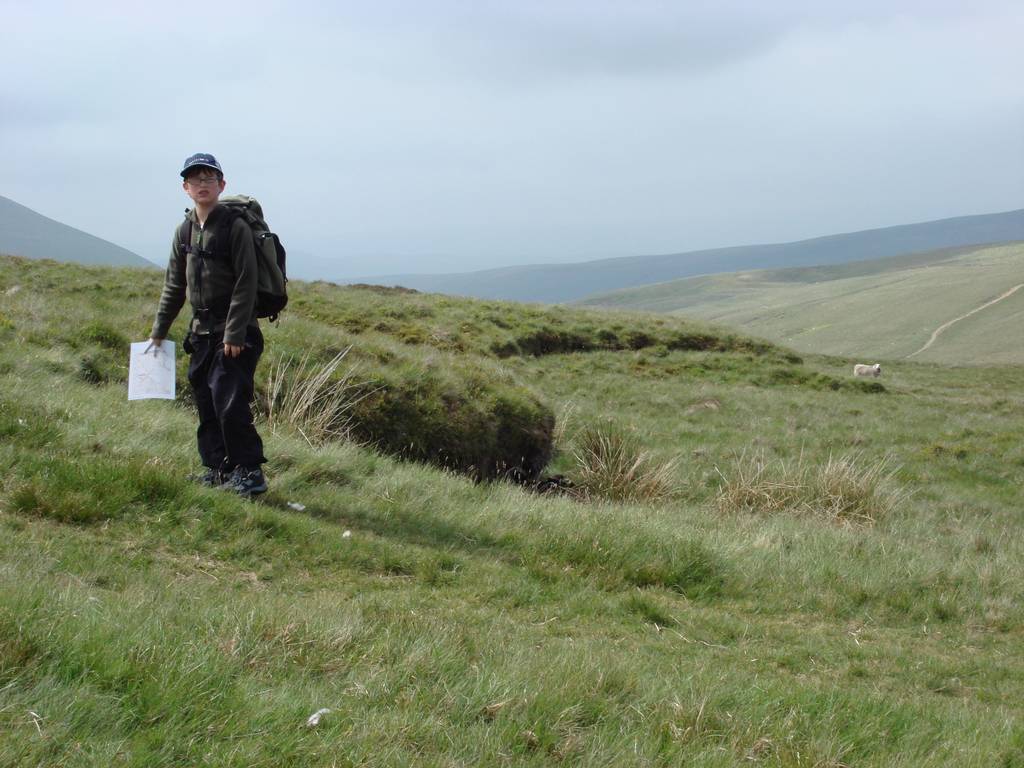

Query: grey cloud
left=444, top=7, right=780, bottom=81
left=324, top=0, right=1021, bottom=84
left=1, top=1, right=1021, bottom=276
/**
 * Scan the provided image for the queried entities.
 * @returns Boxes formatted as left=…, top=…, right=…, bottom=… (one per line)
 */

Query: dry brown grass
left=260, top=347, right=371, bottom=446
left=552, top=399, right=578, bottom=447
left=712, top=449, right=804, bottom=515
left=714, top=449, right=908, bottom=524
left=571, top=427, right=679, bottom=504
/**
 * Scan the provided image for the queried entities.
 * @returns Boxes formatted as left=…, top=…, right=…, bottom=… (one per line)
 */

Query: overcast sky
left=2, top=0, right=1022, bottom=279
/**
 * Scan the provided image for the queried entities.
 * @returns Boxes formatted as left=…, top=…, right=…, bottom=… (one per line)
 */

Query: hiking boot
left=222, top=466, right=268, bottom=497
left=193, top=467, right=228, bottom=487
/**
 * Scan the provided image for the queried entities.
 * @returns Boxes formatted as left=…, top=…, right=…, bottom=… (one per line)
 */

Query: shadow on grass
left=262, top=488, right=726, bottom=599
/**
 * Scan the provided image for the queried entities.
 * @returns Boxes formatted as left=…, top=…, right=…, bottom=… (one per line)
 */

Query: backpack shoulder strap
left=179, top=210, right=193, bottom=254
left=216, top=206, right=248, bottom=253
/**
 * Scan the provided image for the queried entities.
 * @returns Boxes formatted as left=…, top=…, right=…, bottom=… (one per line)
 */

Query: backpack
left=180, top=194, right=288, bottom=322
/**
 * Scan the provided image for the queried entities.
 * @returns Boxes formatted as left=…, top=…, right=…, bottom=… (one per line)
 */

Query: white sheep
left=853, top=363, right=882, bottom=377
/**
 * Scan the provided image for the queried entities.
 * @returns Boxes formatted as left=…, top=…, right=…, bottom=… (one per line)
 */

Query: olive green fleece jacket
left=151, top=206, right=259, bottom=347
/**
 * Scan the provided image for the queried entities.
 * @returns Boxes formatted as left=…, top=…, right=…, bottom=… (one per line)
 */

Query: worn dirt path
left=906, top=283, right=1024, bottom=358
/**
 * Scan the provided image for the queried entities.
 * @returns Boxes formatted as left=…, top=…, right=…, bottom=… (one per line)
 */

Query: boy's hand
left=224, top=343, right=243, bottom=358
left=145, top=337, right=163, bottom=354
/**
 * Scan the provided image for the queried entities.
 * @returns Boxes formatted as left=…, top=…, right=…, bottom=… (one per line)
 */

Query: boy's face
left=182, top=167, right=226, bottom=206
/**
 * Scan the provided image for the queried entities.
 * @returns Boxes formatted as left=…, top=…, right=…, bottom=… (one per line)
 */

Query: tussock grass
left=713, top=450, right=804, bottom=514
left=571, top=426, right=679, bottom=504
left=814, top=453, right=910, bottom=523
left=714, top=449, right=908, bottom=524
left=260, top=347, right=366, bottom=446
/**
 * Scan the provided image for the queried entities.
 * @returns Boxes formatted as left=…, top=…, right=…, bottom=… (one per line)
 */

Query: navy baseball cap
left=180, top=153, right=223, bottom=178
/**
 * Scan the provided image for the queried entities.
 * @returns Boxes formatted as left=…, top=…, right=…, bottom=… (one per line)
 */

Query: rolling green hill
left=579, top=242, right=1024, bottom=364
left=0, top=194, right=151, bottom=268
left=2, top=254, right=1023, bottom=766
left=365, top=208, right=1024, bottom=303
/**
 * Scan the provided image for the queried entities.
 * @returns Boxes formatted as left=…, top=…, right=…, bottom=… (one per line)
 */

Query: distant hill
left=579, top=241, right=1024, bottom=364
left=0, top=194, right=151, bottom=268
left=361, top=209, right=1024, bottom=303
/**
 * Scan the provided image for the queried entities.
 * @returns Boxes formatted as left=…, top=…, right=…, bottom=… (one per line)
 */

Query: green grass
left=578, top=242, right=1024, bottom=364
left=1, top=254, right=1023, bottom=766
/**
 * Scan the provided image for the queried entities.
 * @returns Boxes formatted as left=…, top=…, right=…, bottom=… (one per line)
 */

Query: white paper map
left=128, top=341, right=176, bottom=400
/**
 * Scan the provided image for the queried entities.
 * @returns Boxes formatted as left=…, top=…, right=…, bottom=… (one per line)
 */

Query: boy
left=149, top=153, right=268, bottom=496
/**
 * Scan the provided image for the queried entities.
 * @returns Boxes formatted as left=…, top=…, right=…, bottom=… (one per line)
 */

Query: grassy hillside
left=364, top=208, right=1024, bottom=303
left=579, top=242, right=1024, bottom=364
left=2, top=254, right=1023, bottom=766
left=0, top=194, right=151, bottom=268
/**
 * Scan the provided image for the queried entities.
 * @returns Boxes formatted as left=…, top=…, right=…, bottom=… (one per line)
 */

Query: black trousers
left=187, top=326, right=267, bottom=470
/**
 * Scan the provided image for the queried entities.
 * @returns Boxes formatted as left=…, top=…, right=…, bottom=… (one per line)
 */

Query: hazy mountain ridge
left=361, top=209, right=1024, bottom=303
left=0, top=194, right=151, bottom=268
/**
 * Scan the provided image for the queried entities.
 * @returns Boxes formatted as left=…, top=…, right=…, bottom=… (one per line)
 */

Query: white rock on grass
left=306, top=708, right=331, bottom=728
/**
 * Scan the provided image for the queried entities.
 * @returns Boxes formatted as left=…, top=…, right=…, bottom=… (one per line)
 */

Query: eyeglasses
left=185, top=176, right=220, bottom=187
